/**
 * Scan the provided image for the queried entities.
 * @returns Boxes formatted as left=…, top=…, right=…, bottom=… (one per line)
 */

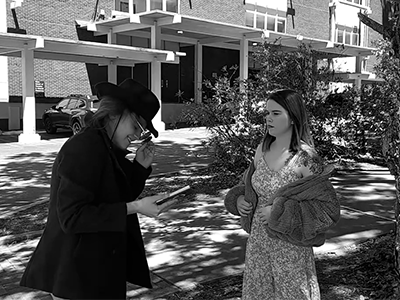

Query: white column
left=107, top=33, right=117, bottom=84
left=359, top=23, right=365, bottom=47
left=150, top=22, right=165, bottom=133
left=329, top=2, right=336, bottom=42
left=239, top=37, right=249, bottom=91
left=0, top=0, right=9, bottom=102
left=18, top=49, right=40, bottom=143
left=194, top=42, right=203, bottom=104
left=355, top=56, right=362, bottom=73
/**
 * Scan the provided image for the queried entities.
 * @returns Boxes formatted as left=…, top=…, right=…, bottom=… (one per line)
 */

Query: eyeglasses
left=132, top=115, right=151, bottom=140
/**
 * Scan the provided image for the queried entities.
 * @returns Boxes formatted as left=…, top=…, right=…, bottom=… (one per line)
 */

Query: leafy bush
left=181, top=42, right=388, bottom=172
left=181, top=66, right=266, bottom=172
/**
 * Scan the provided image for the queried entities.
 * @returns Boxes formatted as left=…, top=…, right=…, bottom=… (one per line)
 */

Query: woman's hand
left=127, top=193, right=178, bottom=217
left=135, top=141, right=155, bottom=169
left=237, top=195, right=252, bottom=217
left=260, top=205, right=272, bottom=224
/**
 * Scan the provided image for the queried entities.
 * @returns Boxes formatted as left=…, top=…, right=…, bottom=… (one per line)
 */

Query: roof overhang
left=334, top=72, right=384, bottom=83
left=0, top=32, right=185, bottom=66
left=80, top=10, right=375, bottom=58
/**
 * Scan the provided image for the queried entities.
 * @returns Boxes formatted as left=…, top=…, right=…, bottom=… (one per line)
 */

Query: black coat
left=20, top=127, right=153, bottom=299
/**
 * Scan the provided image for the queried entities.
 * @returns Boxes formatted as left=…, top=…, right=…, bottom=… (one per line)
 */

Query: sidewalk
left=0, top=127, right=396, bottom=300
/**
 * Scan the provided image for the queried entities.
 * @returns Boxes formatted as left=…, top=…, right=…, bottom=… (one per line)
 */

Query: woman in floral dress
left=237, top=90, right=324, bottom=299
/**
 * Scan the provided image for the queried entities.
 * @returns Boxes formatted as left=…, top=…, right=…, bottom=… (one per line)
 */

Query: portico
left=0, top=32, right=185, bottom=143
left=0, top=0, right=378, bottom=143
left=82, top=5, right=376, bottom=104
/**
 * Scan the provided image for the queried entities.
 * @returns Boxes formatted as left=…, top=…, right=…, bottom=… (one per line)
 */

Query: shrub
left=181, top=66, right=266, bottom=172
left=181, top=42, right=387, bottom=172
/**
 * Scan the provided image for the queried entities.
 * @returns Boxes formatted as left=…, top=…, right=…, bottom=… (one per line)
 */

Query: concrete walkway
left=0, top=127, right=396, bottom=300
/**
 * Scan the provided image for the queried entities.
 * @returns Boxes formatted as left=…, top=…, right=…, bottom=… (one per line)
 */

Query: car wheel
left=72, top=121, right=82, bottom=135
left=44, top=118, right=57, bottom=134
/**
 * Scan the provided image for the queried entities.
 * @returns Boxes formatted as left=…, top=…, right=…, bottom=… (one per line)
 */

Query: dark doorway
left=162, top=63, right=180, bottom=103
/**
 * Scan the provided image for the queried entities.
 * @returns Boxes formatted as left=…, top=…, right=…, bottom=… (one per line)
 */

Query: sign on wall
left=34, top=80, right=45, bottom=97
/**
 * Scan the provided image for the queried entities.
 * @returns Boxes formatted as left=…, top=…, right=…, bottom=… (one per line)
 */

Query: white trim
left=0, top=33, right=185, bottom=65
left=82, top=12, right=375, bottom=57
left=338, top=0, right=370, bottom=9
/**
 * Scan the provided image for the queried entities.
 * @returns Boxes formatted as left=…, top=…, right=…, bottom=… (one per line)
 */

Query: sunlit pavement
left=0, top=128, right=397, bottom=299
left=318, top=166, right=396, bottom=255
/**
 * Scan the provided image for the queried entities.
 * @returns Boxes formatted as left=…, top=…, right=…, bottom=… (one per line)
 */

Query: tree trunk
left=382, top=121, right=400, bottom=276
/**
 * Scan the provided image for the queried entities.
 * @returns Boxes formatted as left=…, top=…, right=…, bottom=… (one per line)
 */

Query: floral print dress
left=242, top=150, right=322, bottom=300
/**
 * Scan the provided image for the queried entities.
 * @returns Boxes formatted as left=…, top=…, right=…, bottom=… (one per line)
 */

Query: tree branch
left=357, top=12, right=387, bottom=36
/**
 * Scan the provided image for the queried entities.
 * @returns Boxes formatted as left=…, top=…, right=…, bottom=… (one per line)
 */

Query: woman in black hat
left=20, top=79, right=173, bottom=300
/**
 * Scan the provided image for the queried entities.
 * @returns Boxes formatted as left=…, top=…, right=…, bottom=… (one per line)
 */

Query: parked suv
left=42, top=95, right=99, bottom=135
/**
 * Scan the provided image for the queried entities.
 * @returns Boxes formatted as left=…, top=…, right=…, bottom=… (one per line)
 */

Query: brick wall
left=181, top=0, right=331, bottom=40
left=180, top=0, right=246, bottom=26
left=365, top=0, right=383, bottom=73
left=286, top=0, right=330, bottom=40
left=6, top=0, right=113, bottom=99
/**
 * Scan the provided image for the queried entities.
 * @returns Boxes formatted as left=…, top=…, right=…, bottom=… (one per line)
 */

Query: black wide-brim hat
left=95, top=78, right=160, bottom=137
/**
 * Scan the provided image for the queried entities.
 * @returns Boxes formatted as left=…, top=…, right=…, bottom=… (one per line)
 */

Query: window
left=335, top=25, right=359, bottom=46
left=346, top=0, right=361, bottom=4
left=119, top=0, right=146, bottom=13
left=246, top=11, right=286, bottom=32
left=166, top=0, right=178, bottom=12
left=67, top=99, right=79, bottom=109
left=77, top=100, right=86, bottom=109
left=344, top=0, right=370, bottom=6
left=118, top=0, right=178, bottom=13
left=245, top=1, right=286, bottom=33
left=150, top=0, right=162, bottom=10
left=256, top=14, right=265, bottom=29
left=120, top=1, right=128, bottom=12
left=56, top=99, right=69, bottom=110
left=245, top=12, right=254, bottom=27
left=266, top=16, right=275, bottom=31
left=133, top=0, right=146, bottom=13
left=277, top=19, right=285, bottom=33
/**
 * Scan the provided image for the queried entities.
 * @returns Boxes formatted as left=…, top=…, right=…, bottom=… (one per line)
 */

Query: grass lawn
left=1, top=163, right=399, bottom=300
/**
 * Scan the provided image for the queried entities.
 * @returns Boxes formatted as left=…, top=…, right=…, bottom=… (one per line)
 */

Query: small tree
left=182, top=66, right=266, bottom=172
left=359, top=0, right=400, bottom=277
left=181, top=43, right=344, bottom=172
left=182, top=42, right=389, bottom=172
left=373, top=39, right=400, bottom=275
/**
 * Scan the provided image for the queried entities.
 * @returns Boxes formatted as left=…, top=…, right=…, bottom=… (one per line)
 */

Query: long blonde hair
left=87, top=96, right=128, bottom=129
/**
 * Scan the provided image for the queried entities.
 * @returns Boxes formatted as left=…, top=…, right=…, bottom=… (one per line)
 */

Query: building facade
left=0, top=0, right=382, bottom=133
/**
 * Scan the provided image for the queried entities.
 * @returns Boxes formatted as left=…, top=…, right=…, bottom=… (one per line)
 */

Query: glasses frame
left=131, top=114, right=151, bottom=140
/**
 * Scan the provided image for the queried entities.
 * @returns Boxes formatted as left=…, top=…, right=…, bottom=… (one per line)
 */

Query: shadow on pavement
left=331, top=169, right=395, bottom=219
left=0, top=238, right=52, bottom=299
left=0, top=130, right=72, bottom=144
left=137, top=194, right=247, bottom=292
left=0, top=152, right=57, bottom=216
left=0, top=134, right=212, bottom=216
left=0, top=128, right=397, bottom=299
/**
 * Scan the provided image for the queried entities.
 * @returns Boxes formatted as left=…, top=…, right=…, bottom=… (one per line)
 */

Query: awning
left=0, top=32, right=185, bottom=66
left=334, top=72, right=384, bottom=83
left=82, top=10, right=375, bottom=58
